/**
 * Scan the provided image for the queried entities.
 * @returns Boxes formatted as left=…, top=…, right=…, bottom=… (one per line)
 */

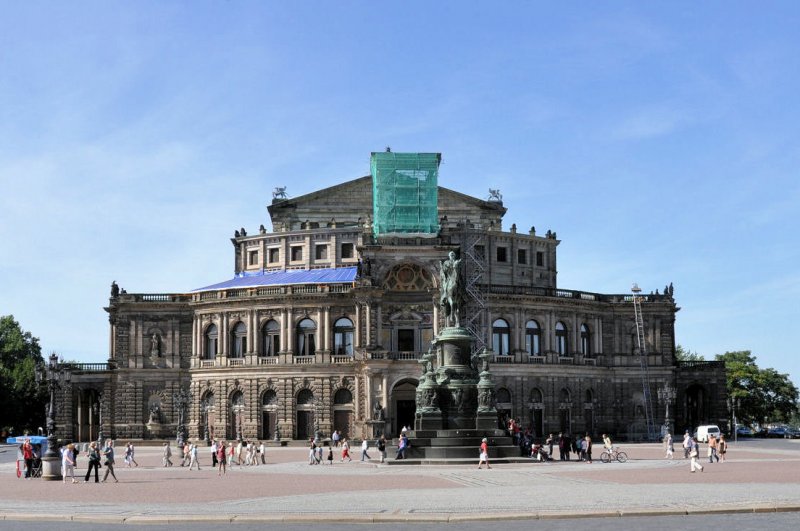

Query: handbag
left=690, top=449, right=698, bottom=458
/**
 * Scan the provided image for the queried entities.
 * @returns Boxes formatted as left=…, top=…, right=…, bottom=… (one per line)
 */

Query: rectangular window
left=268, top=248, right=280, bottom=263
left=341, top=242, right=354, bottom=259
left=517, top=249, right=526, bottom=264
left=536, top=251, right=544, bottom=267
left=315, top=244, right=328, bottom=260
left=291, top=246, right=303, bottom=261
left=397, top=329, right=415, bottom=351
left=496, top=247, right=507, bottom=263
left=248, top=250, right=259, bottom=266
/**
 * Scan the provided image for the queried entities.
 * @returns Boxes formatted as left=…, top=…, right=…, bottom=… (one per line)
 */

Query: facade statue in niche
left=372, top=402, right=385, bottom=421
left=149, top=403, right=161, bottom=423
left=438, top=250, right=464, bottom=328
left=150, top=333, right=161, bottom=357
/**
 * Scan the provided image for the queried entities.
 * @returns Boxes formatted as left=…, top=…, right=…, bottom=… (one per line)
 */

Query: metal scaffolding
left=632, top=283, right=657, bottom=441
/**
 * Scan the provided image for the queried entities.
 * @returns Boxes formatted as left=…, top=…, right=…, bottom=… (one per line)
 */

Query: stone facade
left=59, top=171, right=728, bottom=443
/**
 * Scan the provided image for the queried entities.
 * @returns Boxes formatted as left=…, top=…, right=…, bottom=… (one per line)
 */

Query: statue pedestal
left=40, top=455, right=62, bottom=481
left=366, top=420, right=386, bottom=438
left=146, top=421, right=165, bottom=439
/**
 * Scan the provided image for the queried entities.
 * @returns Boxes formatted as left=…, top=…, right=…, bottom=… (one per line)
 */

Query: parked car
left=735, top=425, right=754, bottom=437
left=784, top=427, right=800, bottom=439
left=767, top=426, right=789, bottom=438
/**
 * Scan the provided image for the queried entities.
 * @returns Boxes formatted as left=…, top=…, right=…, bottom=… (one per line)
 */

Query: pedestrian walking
left=84, top=442, right=101, bottom=483
left=341, top=438, right=352, bottom=462
left=395, top=433, right=407, bottom=460
left=188, top=442, right=201, bottom=470
left=162, top=442, right=173, bottom=467
left=546, top=433, right=554, bottom=458
left=377, top=435, right=387, bottom=463
left=259, top=441, right=266, bottom=464
left=309, top=439, right=318, bottom=465
left=211, top=439, right=218, bottom=467
left=689, top=437, right=704, bottom=473
left=332, top=430, right=340, bottom=447
left=124, top=442, right=139, bottom=467
left=708, top=435, right=719, bottom=463
left=61, top=444, right=77, bottom=484
left=327, top=446, right=334, bottom=465
left=664, top=432, right=674, bottom=459
left=718, top=435, right=727, bottom=463
left=584, top=434, right=593, bottom=463
left=361, top=439, right=371, bottom=461
left=477, top=437, right=491, bottom=469
left=180, top=442, right=190, bottom=467
left=217, top=441, right=227, bottom=476
left=101, top=440, right=118, bottom=483
left=22, top=439, right=34, bottom=479
left=683, top=431, right=691, bottom=459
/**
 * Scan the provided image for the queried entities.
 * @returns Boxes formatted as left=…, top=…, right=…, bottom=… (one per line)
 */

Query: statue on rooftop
left=111, top=281, right=119, bottom=298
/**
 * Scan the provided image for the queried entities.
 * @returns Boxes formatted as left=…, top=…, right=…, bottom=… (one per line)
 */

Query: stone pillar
left=354, top=303, right=362, bottom=348
left=376, top=303, right=383, bottom=348
left=382, top=374, right=389, bottom=423
left=365, top=302, right=372, bottom=346
left=323, top=306, right=331, bottom=353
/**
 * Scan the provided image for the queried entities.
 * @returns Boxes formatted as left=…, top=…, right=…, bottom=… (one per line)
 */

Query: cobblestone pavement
left=1, top=440, right=799, bottom=523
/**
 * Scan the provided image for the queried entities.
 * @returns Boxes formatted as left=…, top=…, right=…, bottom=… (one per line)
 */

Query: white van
left=695, top=425, right=721, bottom=443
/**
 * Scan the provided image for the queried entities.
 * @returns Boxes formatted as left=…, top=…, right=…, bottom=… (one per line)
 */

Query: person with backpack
left=377, top=435, right=387, bottom=463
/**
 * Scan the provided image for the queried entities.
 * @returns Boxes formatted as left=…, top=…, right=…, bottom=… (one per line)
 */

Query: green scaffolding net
left=371, top=151, right=441, bottom=236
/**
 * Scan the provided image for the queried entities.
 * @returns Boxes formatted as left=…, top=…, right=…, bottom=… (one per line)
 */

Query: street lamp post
left=657, top=385, right=676, bottom=436
left=95, top=394, right=105, bottom=446
left=36, top=353, right=71, bottom=481
left=173, top=388, right=191, bottom=447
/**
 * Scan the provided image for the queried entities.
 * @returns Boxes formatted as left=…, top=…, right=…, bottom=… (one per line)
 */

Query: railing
left=227, top=289, right=247, bottom=298
left=229, top=358, right=244, bottom=367
left=332, top=355, right=353, bottom=364
left=528, top=356, right=545, bottom=364
left=493, top=355, right=514, bottom=364
left=294, top=356, right=314, bottom=364
left=583, top=358, right=597, bottom=366
left=64, top=362, right=113, bottom=372
left=116, top=293, right=193, bottom=303
left=387, top=351, right=424, bottom=360
left=200, top=360, right=216, bottom=368
left=558, top=356, right=574, bottom=365
left=292, top=285, right=318, bottom=294
left=259, top=357, right=279, bottom=365
left=677, top=360, right=725, bottom=369
left=481, top=284, right=672, bottom=303
left=257, top=286, right=285, bottom=296
left=199, top=291, right=218, bottom=301
left=369, top=352, right=386, bottom=360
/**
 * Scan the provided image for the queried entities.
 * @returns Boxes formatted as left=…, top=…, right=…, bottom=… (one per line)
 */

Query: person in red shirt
left=477, top=437, right=491, bottom=469
left=22, top=439, right=34, bottom=479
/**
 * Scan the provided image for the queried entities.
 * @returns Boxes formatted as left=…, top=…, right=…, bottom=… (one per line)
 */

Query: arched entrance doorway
left=200, top=391, right=215, bottom=441
left=685, top=384, right=707, bottom=431
left=261, top=390, right=278, bottom=440
left=332, top=388, right=353, bottom=438
left=529, top=388, right=544, bottom=438
left=228, top=391, right=244, bottom=440
left=296, top=389, right=314, bottom=440
left=391, top=379, right=417, bottom=436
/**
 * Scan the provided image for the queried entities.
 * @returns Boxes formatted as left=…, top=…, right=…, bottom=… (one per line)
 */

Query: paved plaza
left=1, top=439, right=799, bottom=524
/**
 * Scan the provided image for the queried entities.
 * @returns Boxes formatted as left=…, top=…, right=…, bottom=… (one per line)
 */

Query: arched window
left=555, top=321, right=568, bottom=356
left=333, top=388, right=353, bottom=405
left=296, top=389, right=314, bottom=405
left=496, top=388, right=512, bottom=404
left=333, top=317, right=354, bottom=356
left=231, top=322, right=247, bottom=358
left=261, top=320, right=280, bottom=357
left=262, top=389, right=278, bottom=407
left=492, top=319, right=510, bottom=355
left=204, top=324, right=218, bottom=360
left=296, top=318, right=317, bottom=356
left=580, top=324, right=591, bottom=357
left=530, top=388, right=543, bottom=403
left=584, top=389, right=594, bottom=403
left=525, top=320, right=541, bottom=356
left=560, top=388, right=571, bottom=403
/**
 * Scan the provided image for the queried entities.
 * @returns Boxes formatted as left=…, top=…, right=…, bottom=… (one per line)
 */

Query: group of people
left=307, top=434, right=391, bottom=465
left=60, top=439, right=119, bottom=483
left=662, top=431, right=728, bottom=473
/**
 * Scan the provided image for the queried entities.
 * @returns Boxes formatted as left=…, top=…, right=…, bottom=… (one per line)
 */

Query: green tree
left=715, top=350, right=799, bottom=426
left=0, top=315, right=46, bottom=434
left=675, top=344, right=704, bottom=361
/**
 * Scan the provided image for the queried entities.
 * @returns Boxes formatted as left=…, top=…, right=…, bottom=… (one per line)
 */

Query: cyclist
left=602, top=433, right=613, bottom=455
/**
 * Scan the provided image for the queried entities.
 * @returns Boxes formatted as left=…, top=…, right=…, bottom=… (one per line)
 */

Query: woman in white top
left=61, top=444, right=77, bottom=483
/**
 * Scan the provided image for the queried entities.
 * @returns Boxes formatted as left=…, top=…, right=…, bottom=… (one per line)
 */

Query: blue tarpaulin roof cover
left=194, top=267, right=358, bottom=292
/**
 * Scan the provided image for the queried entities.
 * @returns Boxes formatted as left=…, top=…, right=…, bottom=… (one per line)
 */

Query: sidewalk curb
left=2, top=504, right=799, bottom=524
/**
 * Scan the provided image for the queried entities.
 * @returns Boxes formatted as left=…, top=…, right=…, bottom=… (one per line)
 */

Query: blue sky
left=1, top=3, right=798, bottom=384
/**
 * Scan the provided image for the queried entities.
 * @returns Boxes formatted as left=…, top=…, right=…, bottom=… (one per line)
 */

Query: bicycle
left=600, top=446, right=628, bottom=463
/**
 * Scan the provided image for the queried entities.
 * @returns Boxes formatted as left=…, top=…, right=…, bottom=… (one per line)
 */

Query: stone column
left=365, top=302, right=372, bottom=346
left=376, top=303, right=383, bottom=348
left=316, top=307, right=324, bottom=362
left=354, top=303, right=362, bottom=348
left=432, top=296, right=439, bottom=336
left=382, top=374, right=389, bottom=425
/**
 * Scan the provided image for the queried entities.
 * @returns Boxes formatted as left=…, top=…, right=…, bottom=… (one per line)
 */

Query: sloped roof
left=194, top=267, right=358, bottom=292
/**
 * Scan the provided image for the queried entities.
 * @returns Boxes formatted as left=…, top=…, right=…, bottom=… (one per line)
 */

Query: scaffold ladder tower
left=461, top=220, right=488, bottom=352
left=632, top=283, right=657, bottom=441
